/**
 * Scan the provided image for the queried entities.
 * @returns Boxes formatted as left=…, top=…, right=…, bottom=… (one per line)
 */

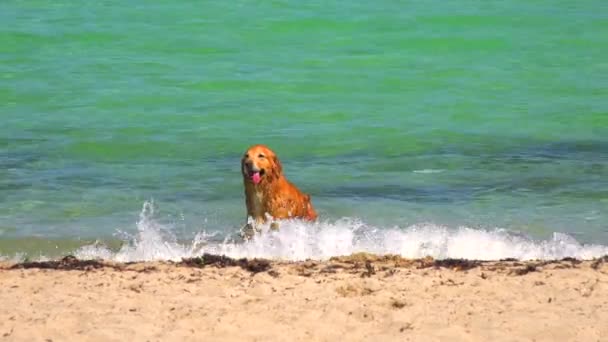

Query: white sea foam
left=71, top=201, right=608, bottom=262
left=412, top=169, right=445, bottom=174
left=0, top=252, right=27, bottom=263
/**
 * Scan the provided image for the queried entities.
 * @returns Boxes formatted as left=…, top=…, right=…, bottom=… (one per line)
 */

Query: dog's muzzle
left=244, top=162, right=265, bottom=184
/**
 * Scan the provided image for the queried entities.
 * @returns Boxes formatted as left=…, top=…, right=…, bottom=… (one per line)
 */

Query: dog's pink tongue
left=252, top=172, right=261, bottom=184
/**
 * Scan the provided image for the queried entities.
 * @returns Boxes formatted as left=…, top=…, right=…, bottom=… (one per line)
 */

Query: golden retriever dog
left=240, top=144, right=317, bottom=238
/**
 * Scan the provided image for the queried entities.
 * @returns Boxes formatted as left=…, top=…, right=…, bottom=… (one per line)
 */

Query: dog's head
left=241, top=144, right=283, bottom=185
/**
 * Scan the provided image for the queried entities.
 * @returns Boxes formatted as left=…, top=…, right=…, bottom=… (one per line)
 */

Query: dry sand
left=1, top=254, right=607, bottom=342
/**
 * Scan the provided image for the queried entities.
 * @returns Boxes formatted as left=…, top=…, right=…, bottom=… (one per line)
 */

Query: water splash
left=76, top=201, right=207, bottom=262
left=71, top=201, right=608, bottom=262
left=0, top=252, right=27, bottom=263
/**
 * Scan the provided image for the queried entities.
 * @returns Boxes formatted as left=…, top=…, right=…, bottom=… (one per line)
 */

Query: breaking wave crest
left=71, top=201, right=608, bottom=262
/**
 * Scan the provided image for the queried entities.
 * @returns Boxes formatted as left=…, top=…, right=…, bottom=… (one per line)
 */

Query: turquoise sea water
left=1, top=1, right=607, bottom=260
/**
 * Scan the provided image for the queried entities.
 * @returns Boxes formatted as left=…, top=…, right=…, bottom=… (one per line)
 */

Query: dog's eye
left=258, top=154, right=265, bottom=159
left=244, top=154, right=249, bottom=158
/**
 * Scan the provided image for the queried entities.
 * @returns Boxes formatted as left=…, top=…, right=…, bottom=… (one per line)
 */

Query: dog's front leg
left=240, top=223, right=256, bottom=240
left=270, top=222, right=280, bottom=231
left=240, top=216, right=259, bottom=240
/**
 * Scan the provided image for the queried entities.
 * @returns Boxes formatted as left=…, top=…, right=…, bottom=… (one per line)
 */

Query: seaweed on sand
left=10, top=255, right=106, bottom=271
left=423, top=258, right=482, bottom=271
left=329, top=253, right=482, bottom=271
left=180, top=253, right=272, bottom=274
left=591, top=255, right=608, bottom=270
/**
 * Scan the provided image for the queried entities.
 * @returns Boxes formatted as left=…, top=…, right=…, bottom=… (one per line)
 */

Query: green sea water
left=1, top=0, right=607, bottom=259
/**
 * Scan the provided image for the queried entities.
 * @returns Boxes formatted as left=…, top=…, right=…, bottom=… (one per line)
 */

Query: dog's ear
left=269, top=154, right=283, bottom=180
left=240, top=153, right=248, bottom=176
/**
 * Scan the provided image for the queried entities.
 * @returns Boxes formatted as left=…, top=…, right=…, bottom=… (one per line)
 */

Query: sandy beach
left=1, top=254, right=607, bottom=342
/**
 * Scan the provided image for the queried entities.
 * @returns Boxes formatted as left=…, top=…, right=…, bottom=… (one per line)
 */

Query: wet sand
left=1, top=254, right=607, bottom=341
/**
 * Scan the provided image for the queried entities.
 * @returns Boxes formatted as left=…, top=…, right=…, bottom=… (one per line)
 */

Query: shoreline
left=3, top=252, right=608, bottom=272
left=2, top=253, right=607, bottom=341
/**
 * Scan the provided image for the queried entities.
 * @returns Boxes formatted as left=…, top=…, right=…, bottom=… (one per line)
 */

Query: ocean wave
left=71, top=201, right=608, bottom=262
left=412, top=169, right=445, bottom=174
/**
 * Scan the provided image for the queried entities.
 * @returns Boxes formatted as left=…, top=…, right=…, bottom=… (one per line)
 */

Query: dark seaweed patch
left=591, top=255, right=608, bottom=270
left=560, top=257, right=583, bottom=265
left=10, top=255, right=106, bottom=271
left=360, top=260, right=376, bottom=278
left=510, top=264, right=538, bottom=276
left=421, top=258, right=482, bottom=271
left=180, top=253, right=272, bottom=274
